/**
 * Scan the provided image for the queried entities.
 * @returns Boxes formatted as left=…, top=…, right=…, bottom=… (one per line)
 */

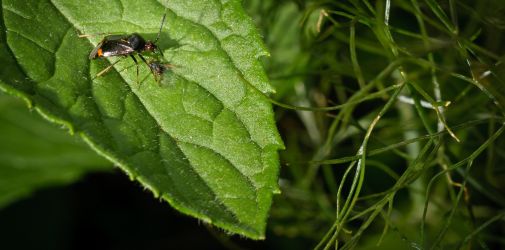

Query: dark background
left=0, top=170, right=306, bottom=250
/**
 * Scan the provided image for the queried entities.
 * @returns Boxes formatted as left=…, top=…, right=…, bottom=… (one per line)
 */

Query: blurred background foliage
left=2, top=0, right=505, bottom=249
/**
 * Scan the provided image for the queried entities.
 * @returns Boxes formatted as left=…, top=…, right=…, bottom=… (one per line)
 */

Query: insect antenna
left=154, top=13, right=167, bottom=57
left=154, top=13, right=167, bottom=44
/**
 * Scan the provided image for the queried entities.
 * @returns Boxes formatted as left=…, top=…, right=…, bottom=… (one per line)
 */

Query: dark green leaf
left=0, top=93, right=110, bottom=208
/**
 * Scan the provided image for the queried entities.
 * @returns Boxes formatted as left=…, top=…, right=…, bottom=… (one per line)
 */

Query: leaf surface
left=0, top=0, right=283, bottom=238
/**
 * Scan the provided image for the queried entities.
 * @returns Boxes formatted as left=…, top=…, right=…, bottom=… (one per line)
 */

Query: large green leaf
left=0, top=0, right=283, bottom=238
left=0, top=93, right=110, bottom=208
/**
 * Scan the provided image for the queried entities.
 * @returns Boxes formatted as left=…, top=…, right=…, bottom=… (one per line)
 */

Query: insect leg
left=139, top=54, right=161, bottom=85
left=130, top=55, right=140, bottom=84
left=139, top=54, right=156, bottom=78
left=157, top=48, right=165, bottom=58
left=93, top=58, right=124, bottom=79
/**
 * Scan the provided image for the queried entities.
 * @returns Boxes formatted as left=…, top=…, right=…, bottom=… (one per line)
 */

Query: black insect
left=147, top=60, right=173, bottom=83
left=82, top=14, right=167, bottom=81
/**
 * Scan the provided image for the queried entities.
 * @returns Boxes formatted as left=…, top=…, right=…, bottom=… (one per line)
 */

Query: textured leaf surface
left=0, top=0, right=283, bottom=238
left=0, top=93, right=110, bottom=208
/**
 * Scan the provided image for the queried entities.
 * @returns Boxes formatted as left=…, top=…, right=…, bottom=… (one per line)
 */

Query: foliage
left=0, top=0, right=282, bottom=239
left=0, top=93, right=110, bottom=208
left=248, top=0, right=505, bottom=248
left=1, top=0, right=505, bottom=248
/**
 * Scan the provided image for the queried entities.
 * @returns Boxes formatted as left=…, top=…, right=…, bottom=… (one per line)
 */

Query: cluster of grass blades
left=247, top=0, right=505, bottom=248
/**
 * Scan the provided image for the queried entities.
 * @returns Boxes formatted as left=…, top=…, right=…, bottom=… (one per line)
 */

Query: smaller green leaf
left=0, top=93, right=111, bottom=208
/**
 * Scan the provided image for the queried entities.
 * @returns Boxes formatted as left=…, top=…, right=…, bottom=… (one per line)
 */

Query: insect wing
left=88, top=39, right=105, bottom=59
left=88, top=35, right=135, bottom=59
left=100, top=40, right=136, bottom=57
